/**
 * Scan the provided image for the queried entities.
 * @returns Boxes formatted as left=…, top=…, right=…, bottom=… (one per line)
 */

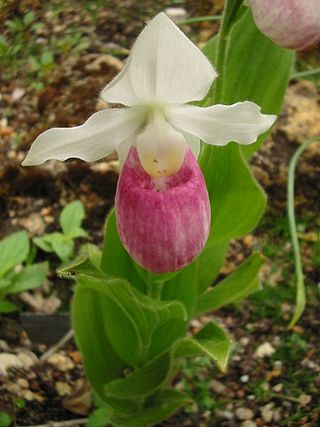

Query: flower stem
left=147, top=280, right=163, bottom=300
left=287, top=136, right=320, bottom=329
left=177, top=15, right=221, bottom=26
left=213, top=0, right=244, bottom=104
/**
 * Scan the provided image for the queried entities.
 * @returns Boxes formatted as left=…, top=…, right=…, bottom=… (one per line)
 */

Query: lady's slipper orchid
left=116, top=147, right=211, bottom=273
left=22, top=12, right=276, bottom=273
left=245, top=0, right=320, bottom=51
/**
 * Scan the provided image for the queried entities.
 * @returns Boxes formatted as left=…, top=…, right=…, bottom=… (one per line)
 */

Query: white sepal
left=168, top=101, right=277, bottom=146
left=101, top=12, right=216, bottom=106
left=22, top=108, right=144, bottom=166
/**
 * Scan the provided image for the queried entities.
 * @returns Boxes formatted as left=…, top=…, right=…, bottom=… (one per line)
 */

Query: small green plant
left=0, top=231, right=48, bottom=313
left=87, top=394, right=113, bottom=427
left=34, top=201, right=87, bottom=263
left=1, top=11, right=43, bottom=73
left=0, top=411, right=13, bottom=427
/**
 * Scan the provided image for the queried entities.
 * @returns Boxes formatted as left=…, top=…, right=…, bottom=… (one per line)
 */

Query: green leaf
left=201, top=144, right=266, bottom=243
left=147, top=318, right=186, bottom=362
left=51, top=237, right=74, bottom=262
left=104, top=352, right=171, bottom=400
left=33, top=235, right=53, bottom=253
left=76, top=273, right=187, bottom=366
left=0, top=411, right=13, bottom=427
left=77, top=276, right=144, bottom=367
left=195, top=253, right=264, bottom=315
left=0, top=231, right=29, bottom=278
left=67, top=227, right=88, bottom=239
left=101, top=210, right=146, bottom=294
left=41, top=51, right=54, bottom=66
left=87, top=407, right=113, bottom=427
left=0, top=299, right=18, bottom=313
left=85, top=243, right=102, bottom=269
left=162, top=262, right=197, bottom=318
left=134, top=263, right=178, bottom=287
left=111, top=389, right=191, bottom=427
left=195, top=239, right=229, bottom=294
left=9, top=262, right=48, bottom=294
left=175, top=322, right=232, bottom=372
left=23, top=11, right=34, bottom=26
left=72, top=284, right=127, bottom=400
left=60, top=201, right=85, bottom=236
left=58, top=255, right=107, bottom=280
left=0, top=280, right=11, bottom=293
left=35, top=233, right=74, bottom=262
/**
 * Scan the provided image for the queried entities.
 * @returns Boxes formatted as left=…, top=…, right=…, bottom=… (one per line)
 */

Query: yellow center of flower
left=136, top=109, right=186, bottom=177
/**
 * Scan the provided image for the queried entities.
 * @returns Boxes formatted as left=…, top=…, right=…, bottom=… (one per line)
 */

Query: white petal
left=22, top=108, right=143, bottom=166
left=168, top=102, right=277, bottom=146
left=101, top=12, right=216, bottom=106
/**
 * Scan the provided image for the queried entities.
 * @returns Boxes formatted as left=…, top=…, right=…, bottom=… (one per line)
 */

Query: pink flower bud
left=115, top=147, right=211, bottom=273
left=246, top=0, right=320, bottom=50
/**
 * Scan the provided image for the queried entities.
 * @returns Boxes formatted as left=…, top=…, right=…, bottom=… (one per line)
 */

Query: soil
left=0, top=1, right=319, bottom=426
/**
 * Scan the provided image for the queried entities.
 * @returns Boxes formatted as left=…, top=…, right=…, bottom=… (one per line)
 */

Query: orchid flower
left=23, top=12, right=276, bottom=273
left=245, top=0, right=320, bottom=51
left=23, top=12, right=275, bottom=173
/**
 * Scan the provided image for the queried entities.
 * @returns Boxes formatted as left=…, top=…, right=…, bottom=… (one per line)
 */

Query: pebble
left=273, top=407, right=282, bottom=422
left=85, top=54, right=123, bottom=73
left=261, top=403, right=274, bottom=422
left=19, top=213, right=46, bottom=235
left=17, top=378, right=29, bottom=389
left=255, top=342, right=275, bottom=358
left=241, top=421, right=257, bottom=427
left=235, top=407, right=254, bottom=421
left=164, top=7, right=187, bottom=22
left=209, top=379, right=228, bottom=395
left=273, top=383, right=284, bottom=392
left=240, top=375, right=249, bottom=383
left=0, top=353, right=23, bottom=374
left=20, top=389, right=44, bottom=402
left=0, top=340, right=10, bottom=351
left=243, top=234, right=254, bottom=247
left=47, top=353, right=75, bottom=371
left=56, top=381, right=72, bottom=397
left=17, top=350, right=38, bottom=368
left=5, top=382, right=21, bottom=394
left=299, top=394, right=312, bottom=406
left=240, top=337, right=250, bottom=346
left=218, top=410, right=234, bottom=420
left=273, top=360, right=282, bottom=369
left=301, top=359, right=319, bottom=370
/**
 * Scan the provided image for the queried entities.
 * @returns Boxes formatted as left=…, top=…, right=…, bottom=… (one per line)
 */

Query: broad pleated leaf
left=196, top=252, right=264, bottom=315
left=175, top=322, right=232, bottom=371
left=104, top=352, right=171, bottom=400
left=201, top=143, right=266, bottom=243
left=101, top=209, right=146, bottom=294
left=110, top=389, right=191, bottom=427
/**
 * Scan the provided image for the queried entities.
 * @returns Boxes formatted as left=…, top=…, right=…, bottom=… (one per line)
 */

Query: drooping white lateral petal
left=183, top=132, right=201, bottom=159
left=101, top=12, right=216, bottom=106
left=168, top=102, right=277, bottom=146
left=22, top=108, right=144, bottom=166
